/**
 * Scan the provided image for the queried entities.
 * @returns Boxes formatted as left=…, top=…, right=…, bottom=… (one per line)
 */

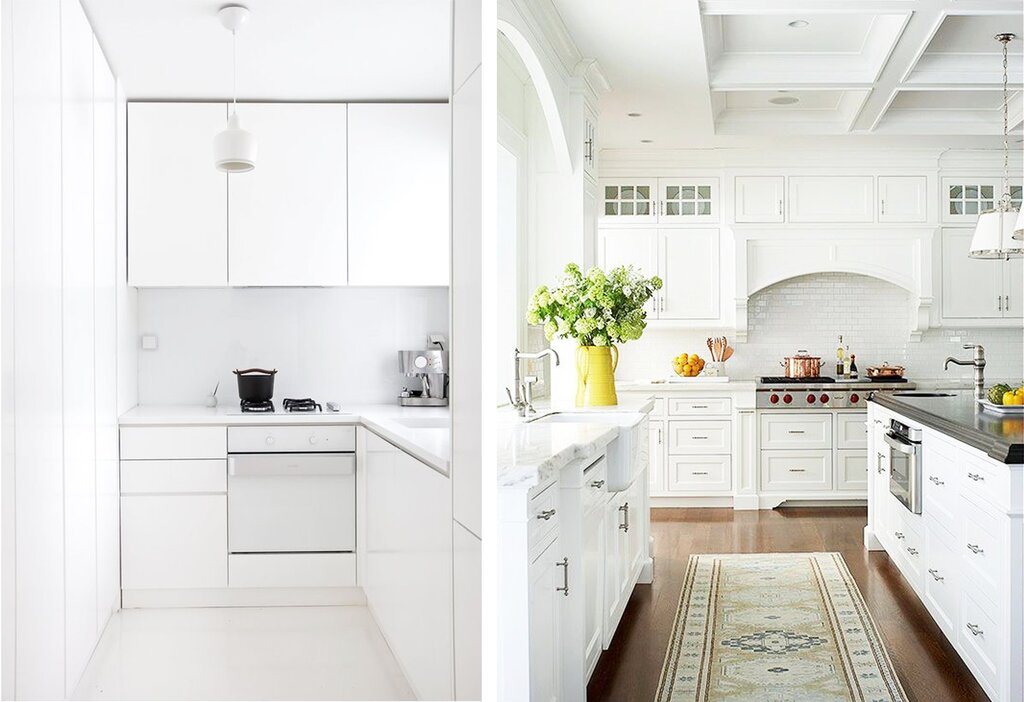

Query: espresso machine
left=398, top=345, right=449, bottom=407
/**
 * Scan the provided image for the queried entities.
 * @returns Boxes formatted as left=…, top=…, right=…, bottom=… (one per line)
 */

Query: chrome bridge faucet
left=507, top=347, right=560, bottom=417
left=944, top=343, right=986, bottom=402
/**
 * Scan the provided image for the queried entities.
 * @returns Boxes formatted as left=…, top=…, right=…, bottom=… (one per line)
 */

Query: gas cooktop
left=756, top=377, right=916, bottom=409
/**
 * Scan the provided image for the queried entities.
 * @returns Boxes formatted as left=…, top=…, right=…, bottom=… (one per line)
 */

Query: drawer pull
left=877, top=453, right=886, bottom=474
left=967, top=472, right=985, bottom=482
left=691, top=436, right=709, bottom=440
left=555, top=557, right=569, bottom=597
left=691, top=405, right=708, bottom=409
left=536, top=509, right=556, bottom=521
left=906, top=547, right=919, bottom=556
left=895, top=531, right=905, bottom=540
left=966, top=622, right=984, bottom=637
left=928, top=568, right=943, bottom=581
left=590, top=479, right=605, bottom=489
left=788, top=468, right=806, bottom=473
left=788, top=430, right=806, bottom=434
left=967, top=543, right=984, bottom=555
left=928, top=475, right=944, bottom=486
left=692, top=471, right=709, bottom=476
left=618, top=502, right=630, bottom=532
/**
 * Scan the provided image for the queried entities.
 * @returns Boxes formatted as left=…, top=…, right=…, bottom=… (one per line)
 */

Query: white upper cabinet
left=659, top=180, right=718, bottom=223
left=128, top=102, right=228, bottom=286
left=598, top=229, right=658, bottom=315
left=348, top=103, right=450, bottom=286
left=661, top=229, right=719, bottom=320
left=1004, top=256, right=1023, bottom=320
left=788, top=176, right=874, bottom=223
left=734, top=176, right=784, bottom=223
left=878, top=176, right=927, bottom=223
left=942, top=177, right=1022, bottom=225
left=228, top=104, right=348, bottom=286
left=599, top=179, right=657, bottom=223
left=583, top=110, right=597, bottom=179
left=941, top=229, right=1005, bottom=320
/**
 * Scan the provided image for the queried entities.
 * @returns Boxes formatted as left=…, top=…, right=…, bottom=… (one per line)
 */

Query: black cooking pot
left=233, top=368, right=277, bottom=402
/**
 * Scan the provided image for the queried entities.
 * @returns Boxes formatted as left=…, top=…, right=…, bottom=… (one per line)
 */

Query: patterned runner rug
left=656, top=553, right=908, bottom=702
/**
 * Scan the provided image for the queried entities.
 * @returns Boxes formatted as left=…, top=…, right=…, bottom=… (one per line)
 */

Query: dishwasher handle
left=228, top=453, right=355, bottom=477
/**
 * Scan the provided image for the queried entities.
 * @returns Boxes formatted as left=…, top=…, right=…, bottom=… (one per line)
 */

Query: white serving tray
left=666, top=376, right=730, bottom=383
left=977, top=399, right=1024, bottom=415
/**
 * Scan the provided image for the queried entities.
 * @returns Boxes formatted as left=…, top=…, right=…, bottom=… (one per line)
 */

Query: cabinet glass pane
left=605, top=186, right=617, bottom=199
left=603, top=182, right=653, bottom=218
left=965, top=202, right=978, bottom=215
left=666, top=202, right=679, bottom=216
left=636, top=202, right=650, bottom=215
left=698, top=202, right=711, bottom=216
left=697, top=186, right=711, bottom=199
left=950, top=202, right=963, bottom=215
left=663, top=182, right=714, bottom=218
left=637, top=186, right=650, bottom=199
left=681, top=202, right=695, bottom=215
left=680, top=186, right=695, bottom=199
left=605, top=203, right=617, bottom=215
left=981, top=185, right=994, bottom=198
left=622, top=186, right=634, bottom=199
left=666, top=186, right=679, bottom=199
left=965, top=186, right=978, bottom=198
left=949, top=185, right=963, bottom=198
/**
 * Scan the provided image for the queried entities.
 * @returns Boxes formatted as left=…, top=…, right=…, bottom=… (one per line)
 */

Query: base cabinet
left=530, top=537, right=564, bottom=702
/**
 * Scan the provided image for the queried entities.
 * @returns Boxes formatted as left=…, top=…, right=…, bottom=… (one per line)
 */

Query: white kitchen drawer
left=891, top=497, right=924, bottom=590
left=759, top=413, right=832, bottom=450
left=959, top=592, right=1000, bottom=694
left=120, top=459, right=226, bottom=494
left=667, top=455, right=731, bottom=492
left=668, top=420, right=731, bottom=454
left=583, top=456, right=609, bottom=512
left=962, top=454, right=1005, bottom=511
left=667, top=396, right=731, bottom=417
left=120, top=426, right=226, bottom=460
left=961, top=495, right=1001, bottom=602
left=227, top=425, right=355, bottom=453
left=528, top=481, right=559, bottom=557
left=759, top=450, right=832, bottom=492
left=922, top=441, right=960, bottom=541
left=228, top=553, right=356, bottom=588
left=835, top=450, right=867, bottom=492
left=835, top=413, right=867, bottom=449
left=652, top=397, right=666, bottom=417
left=923, top=523, right=959, bottom=641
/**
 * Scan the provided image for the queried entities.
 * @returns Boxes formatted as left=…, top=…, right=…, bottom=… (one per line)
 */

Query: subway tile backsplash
left=613, top=272, right=1024, bottom=383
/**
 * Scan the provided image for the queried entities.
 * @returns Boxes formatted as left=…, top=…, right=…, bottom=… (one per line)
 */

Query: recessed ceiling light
left=627, top=112, right=642, bottom=117
left=640, top=139, right=653, bottom=143
left=788, top=20, right=809, bottom=28
left=769, top=96, right=800, bottom=105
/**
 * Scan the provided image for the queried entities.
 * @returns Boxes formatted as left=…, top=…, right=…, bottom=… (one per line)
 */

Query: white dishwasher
left=227, top=425, right=356, bottom=555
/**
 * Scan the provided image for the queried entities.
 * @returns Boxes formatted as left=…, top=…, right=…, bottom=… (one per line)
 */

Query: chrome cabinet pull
left=556, top=557, right=569, bottom=597
left=967, top=543, right=984, bottom=554
left=928, top=568, right=943, bottom=581
left=928, top=475, right=944, bottom=486
left=877, top=453, right=886, bottom=474
left=966, top=622, right=984, bottom=636
left=967, top=472, right=984, bottom=482
left=1006, top=295, right=1010, bottom=311
left=536, top=509, right=556, bottom=521
left=895, top=531, right=905, bottom=540
left=788, top=468, right=806, bottom=473
left=998, top=296, right=1003, bottom=311
left=692, top=471, right=709, bottom=476
left=778, top=199, right=782, bottom=216
left=881, top=199, right=886, bottom=215
left=657, top=427, right=663, bottom=445
left=906, top=547, right=919, bottom=556
left=619, top=502, right=630, bottom=532
left=590, top=479, right=605, bottom=489
left=691, top=435, right=709, bottom=440
left=788, top=430, right=806, bottom=434
left=691, top=404, right=709, bottom=409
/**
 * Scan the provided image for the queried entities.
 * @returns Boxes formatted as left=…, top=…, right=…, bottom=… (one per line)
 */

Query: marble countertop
left=120, top=404, right=451, bottom=474
left=617, top=378, right=756, bottom=391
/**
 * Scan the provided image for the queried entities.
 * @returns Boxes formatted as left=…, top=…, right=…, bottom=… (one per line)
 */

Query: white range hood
left=731, top=227, right=937, bottom=342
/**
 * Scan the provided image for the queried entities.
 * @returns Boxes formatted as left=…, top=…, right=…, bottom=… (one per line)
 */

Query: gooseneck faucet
left=508, top=347, right=561, bottom=417
left=944, top=343, right=986, bottom=402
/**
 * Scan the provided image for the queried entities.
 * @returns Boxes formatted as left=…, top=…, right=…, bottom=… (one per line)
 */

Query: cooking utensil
left=233, top=368, right=277, bottom=402
left=866, top=363, right=905, bottom=379
left=722, top=345, right=734, bottom=361
left=781, top=351, right=821, bottom=378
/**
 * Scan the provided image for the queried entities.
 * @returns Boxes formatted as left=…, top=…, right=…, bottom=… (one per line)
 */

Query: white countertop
left=119, top=404, right=451, bottom=475
left=617, top=378, right=757, bottom=391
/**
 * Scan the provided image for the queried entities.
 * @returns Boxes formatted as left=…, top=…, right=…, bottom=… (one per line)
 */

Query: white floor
left=72, top=606, right=416, bottom=701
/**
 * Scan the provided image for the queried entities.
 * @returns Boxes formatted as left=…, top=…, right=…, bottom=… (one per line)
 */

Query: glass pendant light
left=969, top=33, right=1022, bottom=258
left=213, top=5, right=257, bottom=173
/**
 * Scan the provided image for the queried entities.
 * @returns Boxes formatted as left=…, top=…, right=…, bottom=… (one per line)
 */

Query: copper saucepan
left=780, top=350, right=822, bottom=378
left=866, top=363, right=905, bottom=379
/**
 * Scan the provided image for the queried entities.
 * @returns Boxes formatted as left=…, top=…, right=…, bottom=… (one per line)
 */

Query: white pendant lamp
left=213, top=4, right=257, bottom=173
left=1014, top=206, right=1024, bottom=241
left=969, top=33, right=1022, bottom=258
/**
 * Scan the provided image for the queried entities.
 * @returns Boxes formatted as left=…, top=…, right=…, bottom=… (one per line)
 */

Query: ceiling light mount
left=213, top=3, right=257, bottom=173
left=218, top=4, right=250, bottom=32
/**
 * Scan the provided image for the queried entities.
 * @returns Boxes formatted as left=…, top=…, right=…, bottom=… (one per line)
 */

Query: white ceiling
left=82, top=0, right=451, bottom=100
left=549, top=0, right=1023, bottom=148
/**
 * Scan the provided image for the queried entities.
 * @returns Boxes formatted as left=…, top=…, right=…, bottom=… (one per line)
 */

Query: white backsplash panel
left=613, top=272, right=1024, bottom=383
left=137, top=287, right=450, bottom=406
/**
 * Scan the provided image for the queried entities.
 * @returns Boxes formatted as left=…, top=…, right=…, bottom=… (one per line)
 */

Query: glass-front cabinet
left=659, top=180, right=716, bottom=222
left=599, top=178, right=718, bottom=224
left=601, top=180, right=656, bottom=223
left=942, top=177, right=1022, bottom=224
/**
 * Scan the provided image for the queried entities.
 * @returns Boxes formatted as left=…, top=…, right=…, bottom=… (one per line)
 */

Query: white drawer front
left=668, top=420, right=731, bottom=454
left=836, top=450, right=867, bottom=492
left=120, top=426, right=226, bottom=460
left=228, top=425, right=355, bottom=453
left=759, top=413, right=832, bottom=450
left=835, top=413, right=867, bottom=449
left=962, top=455, right=1005, bottom=511
left=667, top=455, right=732, bottom=492
left=892, top=500, right=924, bottom=589
left=228, top=553, right=356, bottom=588
left=121, top=459, right=226, bottom=494
left=583, top=457, right=609, bottom=512
left=959, top=592, right=1000, bottom=693
left=668, top=397, right=731, bottom=417
left=760, top=450, right=832, bottom=492
left=961, top=497, right=1001, bottom=602
left=528, top=482, right=559, bottom=556
left=922, top=442, right=960, bottom=541
left=923, top=525, right=959, bottom=640
left=652, top=397, right=666, bottom=417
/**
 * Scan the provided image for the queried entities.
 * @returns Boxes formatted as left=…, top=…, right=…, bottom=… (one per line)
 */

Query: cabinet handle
left=619, top=502, right=630, bottom=532
left=584, top=138, right=593, bottom=164
left=788, top=430, right=806, bottom=434
left=967, top=543, right=984, bottom=555
left=1006, top=294, right=1010, bottom=311
left=556, top=557, right=570, bottom=597
left=928, top=568, right=943, bottom=580
left=691, top=405, right=709, bottom=409
left=692, top=471, right=709, bottom=476
left=997, top=295, right=1003, bottom=311
left=877, top=453, right=886, bottom=474
left=895, top=531, right=905, bottom=540
left=788, top=468, right=806, bottom=473
left=536, top=509, right=556, bottom=521
left=590, top=479, right=605, bottom=489
left=778, top=199, right=782, bottom=216
left=691, top=435, right=709, bottom=440
left=657, top=427, right=663, bottom=445
left=928, top=475, right=944, bottom=486
left=906, top=547, right=919, bottom=556
left=966, top=622, right=984, bottom=636
left=967, top=472, right=984, bottom=482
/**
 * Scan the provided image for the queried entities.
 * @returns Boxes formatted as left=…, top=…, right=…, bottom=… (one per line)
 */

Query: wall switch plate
left=429, top=333, right=447, bottom=348
left=141, top=334, right=158, bottom=350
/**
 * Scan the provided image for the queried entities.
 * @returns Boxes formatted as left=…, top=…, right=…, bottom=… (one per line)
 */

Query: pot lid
left=788, top=350, right=820, bottom=360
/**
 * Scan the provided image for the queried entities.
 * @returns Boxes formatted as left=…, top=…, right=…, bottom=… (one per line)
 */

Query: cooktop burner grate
left=758, top=376, right=837, bottom=384
left=282, top=398, right=322, bottom=413
left=240, top=399, right=275, bottom=413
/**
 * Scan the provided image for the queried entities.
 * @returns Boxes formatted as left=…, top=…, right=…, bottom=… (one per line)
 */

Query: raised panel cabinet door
left=660, top=229, right=720, bottom=320
left=602, top=499, right=624, bottom=647
left=941, top=229, right=1003, bottom=319
left=788, top=176, right=874, bottom=223
left=453, top=523, right=482, bottom=701
left=648, top=421, right=666, bottom=495
left=348, top=103, right=449, bottom=286
left=127, top=103, right=228, bottom=286
left=1003, top=256, right=1023, bottom=319
left=529, top=538, right=563, bottom=702
left=228, top=103, right=347, bottom=286
left=582, top=503, right=605, bottom=680
left=734, top=176, right=784, bottom=223
left=598, top=179, right=657, bottom=223
left=599, top=228, right=659, bottom=316
left=878, top=176, right=927, bottom=223
left=836, top=451, right=868, bottom=492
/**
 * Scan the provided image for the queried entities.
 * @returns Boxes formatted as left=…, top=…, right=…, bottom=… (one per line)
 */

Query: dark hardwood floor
left=586, top=507, right=989, bottom=702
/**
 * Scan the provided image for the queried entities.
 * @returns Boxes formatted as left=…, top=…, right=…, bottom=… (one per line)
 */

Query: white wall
left=614, top=272, right=1024, bottom=384
left=135, top=287, right=449, bottom=407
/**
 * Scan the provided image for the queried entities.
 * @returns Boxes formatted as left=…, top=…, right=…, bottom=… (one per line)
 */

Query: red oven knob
left=783, top=393, right=793, bottom=404
left=850, top=393, right=860, bottom=404
left=806, top=394, right=816, bottom=403
left=769, top=394, right=779, bottom=404
left=820, top=394, right=829, bottom=403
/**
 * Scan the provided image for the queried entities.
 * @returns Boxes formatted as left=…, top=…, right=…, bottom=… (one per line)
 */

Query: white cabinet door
left=599, top=180, right=657, bottom=223
left=624, top=479, right=646, bottom=581
left=649, top=421, right=666, bottom=495
left=878, top=176, right=927, bottom=223
left=348, top=104, right=449, bottom=286
left=128, top=103, right=228, bottom=286
left=453, top=523, right=481, bottom=701
left=530, top=538, right=563, bottom=702
left=120, top=495, right=228, bottom=589
left=735, top=176, right=784, bottom=223
left=602, top=497, right=624, bottom=646
left=228, top=103, right=347, bottom=286
left=1003, top=257, right=1023, bottom=319
left=658, top=179, right=717, bottom=223
left=789, top=176, right=874, bottom=223
left=941, top=229, right=1003, bottom=319
left=660, top=229, right=719, bottom=320
left=599, top=228, right=659, bottom=316
left=836, top=451, right=868, bottom=492
left=582, top=503, right=604, bottom=680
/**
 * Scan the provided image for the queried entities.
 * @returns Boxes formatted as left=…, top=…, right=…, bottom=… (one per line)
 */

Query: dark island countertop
left=869, top=390, right=1024, bottom=464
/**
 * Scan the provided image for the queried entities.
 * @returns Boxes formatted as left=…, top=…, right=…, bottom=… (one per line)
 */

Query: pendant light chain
left=1001, top=34, right=1010, bottom=211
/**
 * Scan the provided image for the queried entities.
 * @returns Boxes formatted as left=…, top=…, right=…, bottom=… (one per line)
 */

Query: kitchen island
left=865, top=391, right=1023, bottom=702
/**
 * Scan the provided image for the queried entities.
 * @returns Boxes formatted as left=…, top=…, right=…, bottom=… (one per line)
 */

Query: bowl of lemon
left=978, top=384, right=1024, bottom=414
left=672, top=353, right=705, bottom=379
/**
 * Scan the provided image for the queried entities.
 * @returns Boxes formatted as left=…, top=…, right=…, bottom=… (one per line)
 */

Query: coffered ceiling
left=550, top=0, right=1023, bottom=147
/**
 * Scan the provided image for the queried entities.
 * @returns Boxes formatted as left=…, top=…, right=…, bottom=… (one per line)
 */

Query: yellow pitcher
left=576, top=345, right=619, bottom=407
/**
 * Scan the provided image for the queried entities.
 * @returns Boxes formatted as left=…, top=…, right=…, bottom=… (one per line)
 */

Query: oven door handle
left=883, top=433, right=917, bottom=456
left=228, top=453, right=355, bottom=477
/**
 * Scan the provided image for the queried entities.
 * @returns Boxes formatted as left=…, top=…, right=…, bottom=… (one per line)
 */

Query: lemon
left=1004, top=391, right=1016, bottom=405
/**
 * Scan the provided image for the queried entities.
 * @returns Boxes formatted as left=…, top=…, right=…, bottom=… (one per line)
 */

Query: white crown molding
left=598, top=147, right=960, bottom=172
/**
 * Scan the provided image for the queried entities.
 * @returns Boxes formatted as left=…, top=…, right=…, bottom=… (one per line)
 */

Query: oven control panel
left=757, top=390, right=865, bottom=409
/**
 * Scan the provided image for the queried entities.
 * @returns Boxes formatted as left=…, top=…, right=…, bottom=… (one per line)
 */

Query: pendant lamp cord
left=231, top=27, right=238, bottom=116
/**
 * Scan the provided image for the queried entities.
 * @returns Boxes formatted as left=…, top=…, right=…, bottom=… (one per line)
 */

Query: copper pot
left=781, top=350, right=822, bottom=378
left=867, top=363, right=905, bottom=379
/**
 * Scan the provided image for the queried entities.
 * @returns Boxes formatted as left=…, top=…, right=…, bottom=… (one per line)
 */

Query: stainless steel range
left=756, top=376, right=916, bottom=409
